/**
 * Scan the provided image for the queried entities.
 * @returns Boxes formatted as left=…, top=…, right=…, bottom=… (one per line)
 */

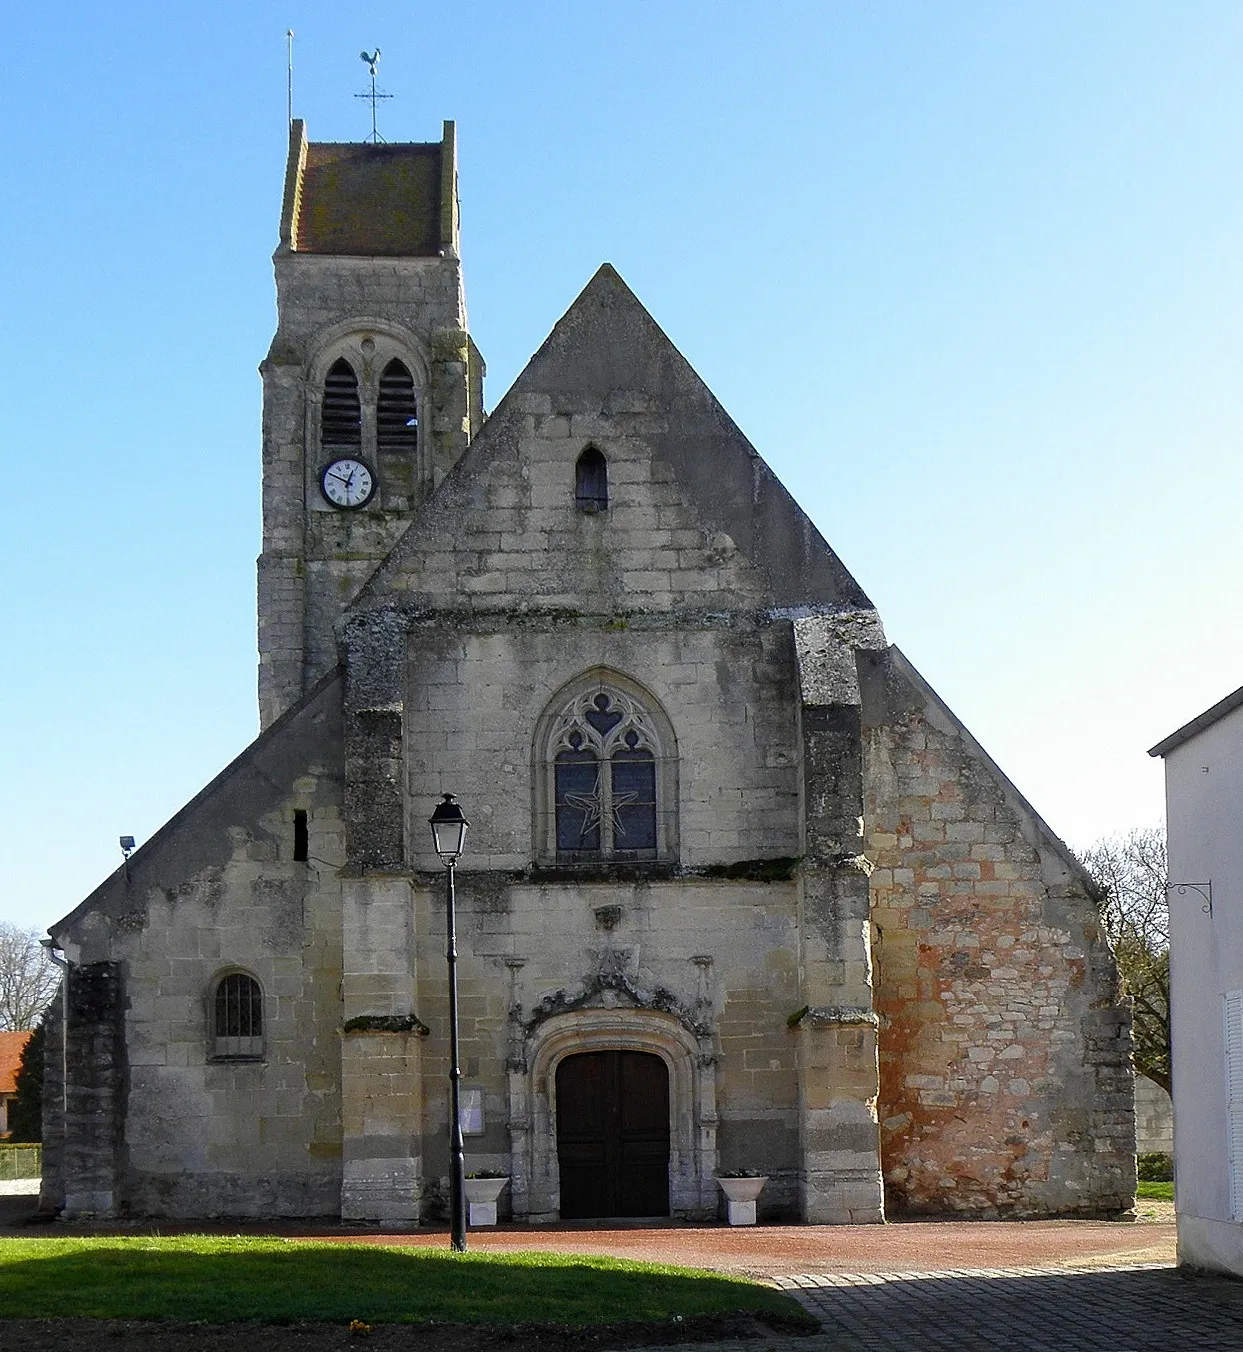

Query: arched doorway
left=556, top=1050, right=670, bottom=1218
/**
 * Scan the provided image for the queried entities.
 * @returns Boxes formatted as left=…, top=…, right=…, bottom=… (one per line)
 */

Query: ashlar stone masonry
left=42, top=120, right=1135, bottom=1224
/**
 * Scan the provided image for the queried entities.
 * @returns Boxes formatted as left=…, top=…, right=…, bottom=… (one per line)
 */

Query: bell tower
left=257, top=118, right=484, bottom=728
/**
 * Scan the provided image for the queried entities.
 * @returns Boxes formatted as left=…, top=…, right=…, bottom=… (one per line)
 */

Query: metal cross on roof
left=356, top=49, right=393, bottom=143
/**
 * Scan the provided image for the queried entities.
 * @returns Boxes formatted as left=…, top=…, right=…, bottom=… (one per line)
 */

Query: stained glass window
left=612, top=743, right=657, bottom=852
left=545, top=688, right=669, bottom=862
left=555, top=746, right=601, bottom=852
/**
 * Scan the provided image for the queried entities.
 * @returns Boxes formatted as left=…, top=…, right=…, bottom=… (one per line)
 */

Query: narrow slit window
left=293, top=809, right=309, bottom=862
left=322, top=358, right=361, bottom=449
left=377, top=359, right=418, bottom=454
left=575, top=447, right=608, bottom=512
left=213, top=972, right=264, bottom=1059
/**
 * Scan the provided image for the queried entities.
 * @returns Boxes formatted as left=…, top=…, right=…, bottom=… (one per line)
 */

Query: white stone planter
left=716, top=1175, right=767, bottom=1225
left=464, top=1176, right=509, bottom=1227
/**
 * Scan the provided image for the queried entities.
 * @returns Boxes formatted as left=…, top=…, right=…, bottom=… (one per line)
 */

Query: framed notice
left=459, top=1087, right=485, bottom=1136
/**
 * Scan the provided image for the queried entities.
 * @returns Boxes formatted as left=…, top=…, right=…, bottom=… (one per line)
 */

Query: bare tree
left=0, top=923, right=59, bottom=1031
left=1078, top=827, right=1170, bottom=1095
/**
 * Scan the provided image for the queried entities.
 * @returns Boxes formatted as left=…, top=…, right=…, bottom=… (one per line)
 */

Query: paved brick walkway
left=7, top=1192, right=1238, bottom=1348
left=708, top=1264, right=1243, bottom=1352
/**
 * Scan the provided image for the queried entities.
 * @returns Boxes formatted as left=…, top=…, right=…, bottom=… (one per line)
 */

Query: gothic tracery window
left=540, top=679, right=676, bottom=863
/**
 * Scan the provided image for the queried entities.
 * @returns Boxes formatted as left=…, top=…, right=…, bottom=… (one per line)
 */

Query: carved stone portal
left=508, top=1005, right=717, bottom=1221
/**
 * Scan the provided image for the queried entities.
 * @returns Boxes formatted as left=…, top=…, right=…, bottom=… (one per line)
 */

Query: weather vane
left=356, top=49, right=393, bottom=143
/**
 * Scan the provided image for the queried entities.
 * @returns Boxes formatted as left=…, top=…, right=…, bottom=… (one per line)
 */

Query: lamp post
left=429, top=793, right=469, bottom=1253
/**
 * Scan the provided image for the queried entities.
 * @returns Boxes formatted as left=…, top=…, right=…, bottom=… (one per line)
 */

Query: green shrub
left=1137, top=1151, right=1173, bottom=1182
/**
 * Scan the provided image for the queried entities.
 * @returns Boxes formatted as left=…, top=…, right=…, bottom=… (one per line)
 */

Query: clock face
left=319, top=458, right=376, bottom=509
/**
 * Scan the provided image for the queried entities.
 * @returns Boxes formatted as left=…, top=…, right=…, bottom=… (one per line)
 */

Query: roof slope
left=1149, top=681, right=1243, bottom=757
left=50, top=670, right=344, bottom=946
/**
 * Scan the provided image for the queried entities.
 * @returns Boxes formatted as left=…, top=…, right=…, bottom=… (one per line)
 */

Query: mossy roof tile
left=296, top=142, right=442, bottom=256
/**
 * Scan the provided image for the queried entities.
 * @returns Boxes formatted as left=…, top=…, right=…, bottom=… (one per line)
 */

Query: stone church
left=42, top=121, right=1135, bottom=1224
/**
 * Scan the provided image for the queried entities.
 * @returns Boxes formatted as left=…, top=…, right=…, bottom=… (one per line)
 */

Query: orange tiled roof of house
left=0, top=1031, right=31, bottom=1096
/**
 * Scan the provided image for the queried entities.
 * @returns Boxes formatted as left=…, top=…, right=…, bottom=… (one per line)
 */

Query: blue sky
left=3, top=1, right=1242, bottom=933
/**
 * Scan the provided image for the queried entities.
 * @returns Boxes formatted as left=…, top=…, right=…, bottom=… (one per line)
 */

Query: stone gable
left=354, top=265, right=870, bottom=620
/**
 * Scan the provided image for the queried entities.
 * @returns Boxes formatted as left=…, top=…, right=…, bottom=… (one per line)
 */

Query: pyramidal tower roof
left=278, top=118, right=460, bottom=258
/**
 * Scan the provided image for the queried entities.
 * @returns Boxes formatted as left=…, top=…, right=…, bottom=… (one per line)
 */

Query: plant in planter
left=463, top=1172, right=510, bottom=1226
left=715, top=1170, right=768, bottom=1225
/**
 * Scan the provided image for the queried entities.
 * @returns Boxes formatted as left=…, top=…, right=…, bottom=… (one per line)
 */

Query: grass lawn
left=0, top=1236, right=812, bottom=1328
left=1136, top=1181, right=1173, bottom=1201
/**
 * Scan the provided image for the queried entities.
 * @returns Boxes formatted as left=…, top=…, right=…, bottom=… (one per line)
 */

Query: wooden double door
left=555, top=1050, right=670, bottom=1219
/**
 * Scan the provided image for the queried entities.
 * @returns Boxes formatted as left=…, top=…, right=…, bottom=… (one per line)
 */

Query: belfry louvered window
left=377, top=359, right=418, bottom=454
left=212, top=971, right=264, bottom=1060
left=321, top=358, right=361, bottom=450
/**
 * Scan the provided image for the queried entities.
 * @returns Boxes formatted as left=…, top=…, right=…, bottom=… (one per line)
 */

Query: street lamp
left=429, top=793, right=469, bottom=1252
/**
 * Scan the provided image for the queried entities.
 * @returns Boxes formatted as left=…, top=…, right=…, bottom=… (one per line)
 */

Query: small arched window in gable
left=377, top=358, right=418, bottom=454
left=540, top=680, right=675, bottom=864
left=575, top=447, right=609, bottom=513
left=321, top=358, right=361, bottom=450
left=212, top=971, right=264, bottom=1060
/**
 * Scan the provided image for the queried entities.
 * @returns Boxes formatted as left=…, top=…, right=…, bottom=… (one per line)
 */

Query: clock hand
left=327, top=471, right=351, bottom=485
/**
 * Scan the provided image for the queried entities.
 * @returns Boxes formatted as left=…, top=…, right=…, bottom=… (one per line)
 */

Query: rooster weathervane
left=356, top=49, right=393, bottom=143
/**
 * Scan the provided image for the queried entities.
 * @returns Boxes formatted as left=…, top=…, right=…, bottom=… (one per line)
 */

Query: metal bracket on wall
left=1166, top=881, right=1212, bottom=915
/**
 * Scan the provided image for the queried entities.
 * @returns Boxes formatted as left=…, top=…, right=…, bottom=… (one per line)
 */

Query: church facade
left=42, top=122, right=1135, bottom=1224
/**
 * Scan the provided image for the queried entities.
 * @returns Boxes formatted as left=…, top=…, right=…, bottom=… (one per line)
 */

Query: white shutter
left=1224, top=991, right=1243, bottom=1221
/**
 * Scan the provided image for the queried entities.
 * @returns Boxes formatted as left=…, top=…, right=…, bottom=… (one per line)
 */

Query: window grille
left=213, top=972, right=264, bottom=1060
left=377, top=359, right=418, bottom=454
left=575, top=447, right=608, bottom=512
left=322, top=358, right=361, bottom=449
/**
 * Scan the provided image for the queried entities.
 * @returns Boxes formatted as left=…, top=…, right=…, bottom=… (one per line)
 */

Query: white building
left=1151, top=686, right=1243, bottom=1276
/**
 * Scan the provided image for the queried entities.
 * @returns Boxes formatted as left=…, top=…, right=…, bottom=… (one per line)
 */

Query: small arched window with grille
left=377, top=359, right=418, bottom=454
left=537, top=675, right=677, bottom=864
left=575, top=447, right=608, bottom=513
left=321, top=358, right=361, bottom=451
left=212, top=971, right=264, bottom=1060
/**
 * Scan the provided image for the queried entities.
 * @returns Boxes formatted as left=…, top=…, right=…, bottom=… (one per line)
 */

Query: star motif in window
left=564, top=779, right=639, bottom=841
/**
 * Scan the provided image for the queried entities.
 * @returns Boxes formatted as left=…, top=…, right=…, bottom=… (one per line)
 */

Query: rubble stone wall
left=861, top=648, right=1135, bottom=1218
